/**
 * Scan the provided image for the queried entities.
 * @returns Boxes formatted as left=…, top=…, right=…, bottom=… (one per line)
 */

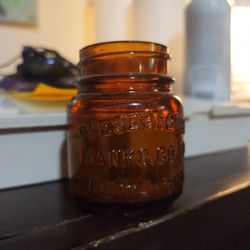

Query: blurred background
left=0, top=0, right=250, bottom=99
left=1, top=0, right=250, bottom=189
left=1, top=0, right=250, bottom=99
left=0, top=0, right=185, bottom=95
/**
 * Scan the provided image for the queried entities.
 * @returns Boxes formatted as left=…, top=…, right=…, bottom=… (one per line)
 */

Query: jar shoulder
left=166, top=95, right=184, bottom=115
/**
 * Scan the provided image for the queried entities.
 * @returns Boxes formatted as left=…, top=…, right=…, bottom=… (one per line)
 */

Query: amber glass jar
left=67, top=41, right=184, bottom=204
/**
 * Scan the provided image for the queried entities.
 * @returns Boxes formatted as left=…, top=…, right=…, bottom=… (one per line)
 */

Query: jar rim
left=80, top=40, right=169, bottom=61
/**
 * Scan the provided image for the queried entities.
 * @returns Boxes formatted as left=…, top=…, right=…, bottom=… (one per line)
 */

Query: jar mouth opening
left=79, top=41, right=170, bottom=78
left=80, top=51, right=170, bottom=64
left=80, top=40, right=169, bottom=61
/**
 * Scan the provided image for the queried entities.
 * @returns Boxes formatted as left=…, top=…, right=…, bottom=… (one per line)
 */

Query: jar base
left=69, top=172, right=184, bottom=205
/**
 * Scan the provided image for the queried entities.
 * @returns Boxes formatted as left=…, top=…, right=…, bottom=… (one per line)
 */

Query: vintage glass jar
left=67, top=41, right=184, bottom=204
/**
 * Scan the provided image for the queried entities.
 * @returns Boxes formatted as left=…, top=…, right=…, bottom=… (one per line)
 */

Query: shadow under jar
left=67, top=41, right=184, bottom=204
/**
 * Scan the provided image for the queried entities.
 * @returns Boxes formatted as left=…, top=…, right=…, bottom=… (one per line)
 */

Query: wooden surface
left=0, top=148, right=250, bottom=250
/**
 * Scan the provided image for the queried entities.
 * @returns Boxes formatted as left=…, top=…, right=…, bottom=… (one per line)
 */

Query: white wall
left=133, top=0, right=186, bottom=95
left=90, top=0, right=186, bottom=95
left=0, top=0, right=86, bottom=74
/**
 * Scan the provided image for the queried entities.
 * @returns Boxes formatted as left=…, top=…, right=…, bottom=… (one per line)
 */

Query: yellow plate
left=11, top=83, right=77, bottom=101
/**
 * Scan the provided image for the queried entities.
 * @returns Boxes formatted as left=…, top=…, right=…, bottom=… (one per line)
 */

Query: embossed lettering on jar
left=67, top=41, right=184, bottom=204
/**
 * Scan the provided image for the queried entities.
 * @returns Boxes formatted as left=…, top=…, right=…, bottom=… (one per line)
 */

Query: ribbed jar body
left=67, top=41, right=184, bottom=204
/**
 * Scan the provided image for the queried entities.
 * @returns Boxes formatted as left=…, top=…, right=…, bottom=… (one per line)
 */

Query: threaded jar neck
left=78, top=41, right=173, bottom=93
